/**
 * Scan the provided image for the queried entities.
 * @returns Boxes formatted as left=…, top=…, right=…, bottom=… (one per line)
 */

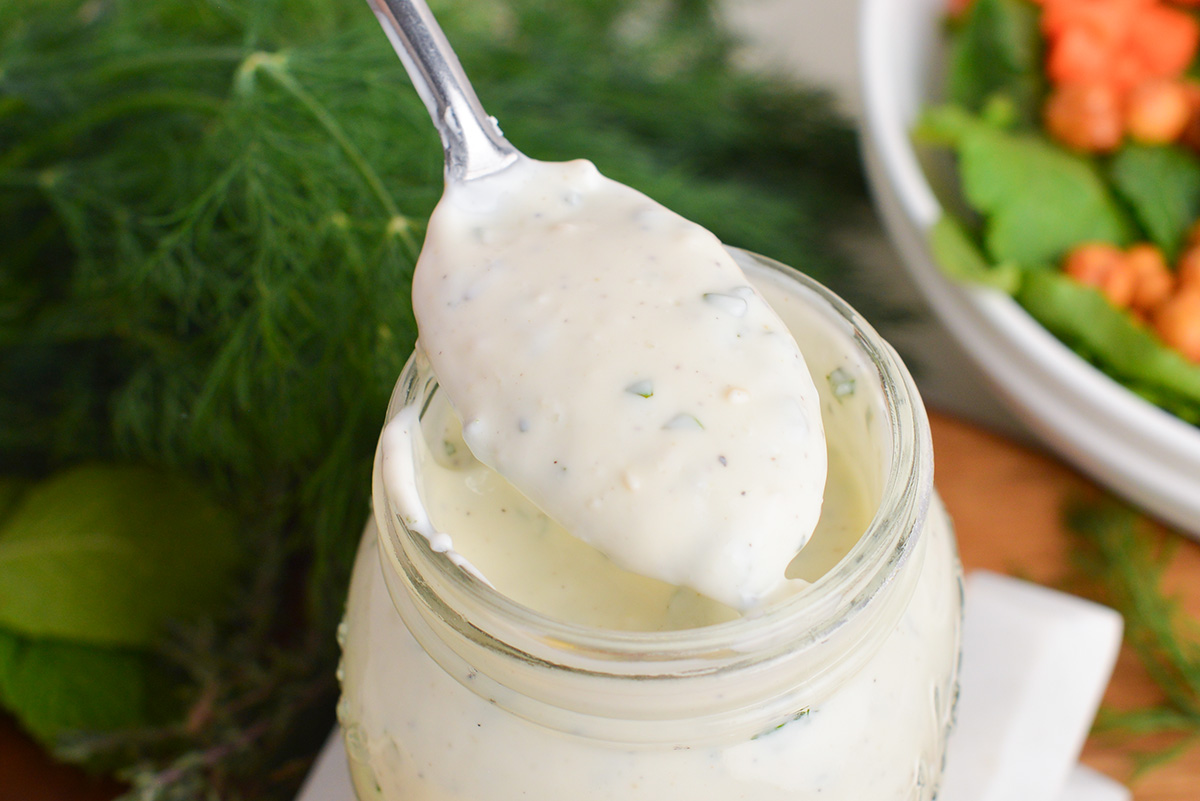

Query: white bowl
left=859, top=0, right=1200, bottom=537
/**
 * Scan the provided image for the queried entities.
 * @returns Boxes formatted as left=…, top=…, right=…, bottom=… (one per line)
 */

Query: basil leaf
left=929, top=213, right=1023, bottom=294
left=0, top=627, right=152, bottom=744
left=1109, top=144, right=1200, bottom=260
left=947, top=0, right=1044, bottom=124
left=0, top=477, right=27, bottom=530
left=0, top=465, right=241, bottom=647
left=956, top=120, right=1135, bottom=265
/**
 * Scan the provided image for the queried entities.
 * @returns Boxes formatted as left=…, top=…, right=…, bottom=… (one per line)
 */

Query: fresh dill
left=0, top=0, right=864, bottom=797
left=1068, top=502, right=1200, bottom=776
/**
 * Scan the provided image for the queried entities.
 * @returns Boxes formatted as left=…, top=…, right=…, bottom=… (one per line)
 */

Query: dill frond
left=0, top=0, right=863, bottom=796
left=1069, top=502, right=1200, bottom=777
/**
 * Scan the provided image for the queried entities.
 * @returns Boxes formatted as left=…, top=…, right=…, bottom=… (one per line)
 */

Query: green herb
left=946, top=0, right=1043, bottom=124
left=702, top=291, right=749, bottom=316
left=0, top=464, right=237, bottom=748
left=751, top=706, right=810, bottom=740
left=1018, top=270, right=1200, bottom=423
left=928, top=213, right=1022, bottom=293
left=0, top=0, right=863, bottom=796
left=663, top=413, right=704, bottom=431
left=1109, top=144, right=1200, bottom=260
left=918, top=105, right=1134, bottom=266
left=827, top=367, right=857, bottom=400
left=625, top=380, right=654, bottom=399
left=0, top=629, right=159, bottom=745
left=0, top=477, right=27, bottom=527
left=0, top=465, right=240, bottom=647
left=1068, top=502, right=1200, bottom=775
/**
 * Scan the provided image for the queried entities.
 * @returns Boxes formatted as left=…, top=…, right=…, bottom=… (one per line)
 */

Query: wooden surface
left=2, top=409, right=1198, bottom=799
left=932, top=411, right=1200, bottom=799
left=0, top=709, right=124, bottom=800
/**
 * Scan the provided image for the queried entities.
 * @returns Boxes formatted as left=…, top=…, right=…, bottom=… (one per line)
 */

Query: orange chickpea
left=1125, top=79, right=1192, bottom=143
left=1178, top=245, right=1200, bottom=289
left=1063, top=242, right=1137, bottom=307
left=1044, top=82, right=1125, bottom=152
left=948, top=0, right=973, bottom=18
left=1152, top=287, right=1200, bottom=362
left=1126, top=243, right=1175, bottom=312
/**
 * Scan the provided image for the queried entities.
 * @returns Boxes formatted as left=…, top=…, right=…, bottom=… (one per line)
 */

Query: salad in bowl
left=860, top=0, right=1200, bottom=537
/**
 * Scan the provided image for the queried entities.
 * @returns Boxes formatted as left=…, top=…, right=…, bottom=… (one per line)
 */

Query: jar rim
left=379, top=247, right=933, bottom=671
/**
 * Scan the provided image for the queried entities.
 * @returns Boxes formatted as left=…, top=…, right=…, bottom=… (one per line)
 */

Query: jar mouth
left=378, top=247, right=932, bottom=670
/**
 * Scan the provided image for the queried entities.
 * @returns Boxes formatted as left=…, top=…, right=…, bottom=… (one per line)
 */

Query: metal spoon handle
left=368, top=0, right=519, bottom=182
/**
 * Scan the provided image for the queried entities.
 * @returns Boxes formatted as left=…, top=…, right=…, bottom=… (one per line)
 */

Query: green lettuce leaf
left=1017, top=271, right=1200, bottom=421
left=0, top=465, right=240, bottom=647
left=946, top=0, right=1043, bottom=124
left=961, top=125, right=1134, bottom=265
left=928, top=214, right=1023, bottom=293
left=1109, top=144, right=1200, bottom=259
left=919, top=106, right=1135, bottom=266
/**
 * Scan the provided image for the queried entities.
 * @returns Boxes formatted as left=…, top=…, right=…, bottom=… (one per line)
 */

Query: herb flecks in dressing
left=409, top=158, right=826, bottom=611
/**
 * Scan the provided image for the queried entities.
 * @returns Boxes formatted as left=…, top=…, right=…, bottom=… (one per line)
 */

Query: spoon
left=365, top=0, right=829, bottom=612
left=366, top=0, right=518, bottom=182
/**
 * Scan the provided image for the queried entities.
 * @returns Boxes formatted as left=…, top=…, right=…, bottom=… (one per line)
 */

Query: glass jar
left=338, top=249, right=963, bottom=801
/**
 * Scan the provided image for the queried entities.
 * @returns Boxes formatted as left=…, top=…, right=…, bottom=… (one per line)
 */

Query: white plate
left=859, top=0, right=1200, bottom=538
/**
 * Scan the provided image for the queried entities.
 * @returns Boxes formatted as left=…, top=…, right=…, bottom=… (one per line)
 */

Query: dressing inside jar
left=338, top=250, right=963, bottom=801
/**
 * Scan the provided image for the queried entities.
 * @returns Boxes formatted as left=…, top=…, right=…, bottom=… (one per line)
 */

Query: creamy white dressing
left=408, top=157, right=826, bottom=610
left=343, top=505, right=958, bottom=801
left=390, top=388, right=871, bottom=631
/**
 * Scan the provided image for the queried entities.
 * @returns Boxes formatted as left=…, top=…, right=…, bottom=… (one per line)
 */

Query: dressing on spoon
left=371, top=0, right=827, bottom=611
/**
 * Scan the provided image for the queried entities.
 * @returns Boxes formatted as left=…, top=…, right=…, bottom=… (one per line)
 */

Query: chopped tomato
left=1127, top=5, right=1200, bottom=78
left=1041, top=0, right=1140, bottom=45
left=1047, top=26, right=1117, bottom=84
left=948, top=0, right=974, bottom=17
